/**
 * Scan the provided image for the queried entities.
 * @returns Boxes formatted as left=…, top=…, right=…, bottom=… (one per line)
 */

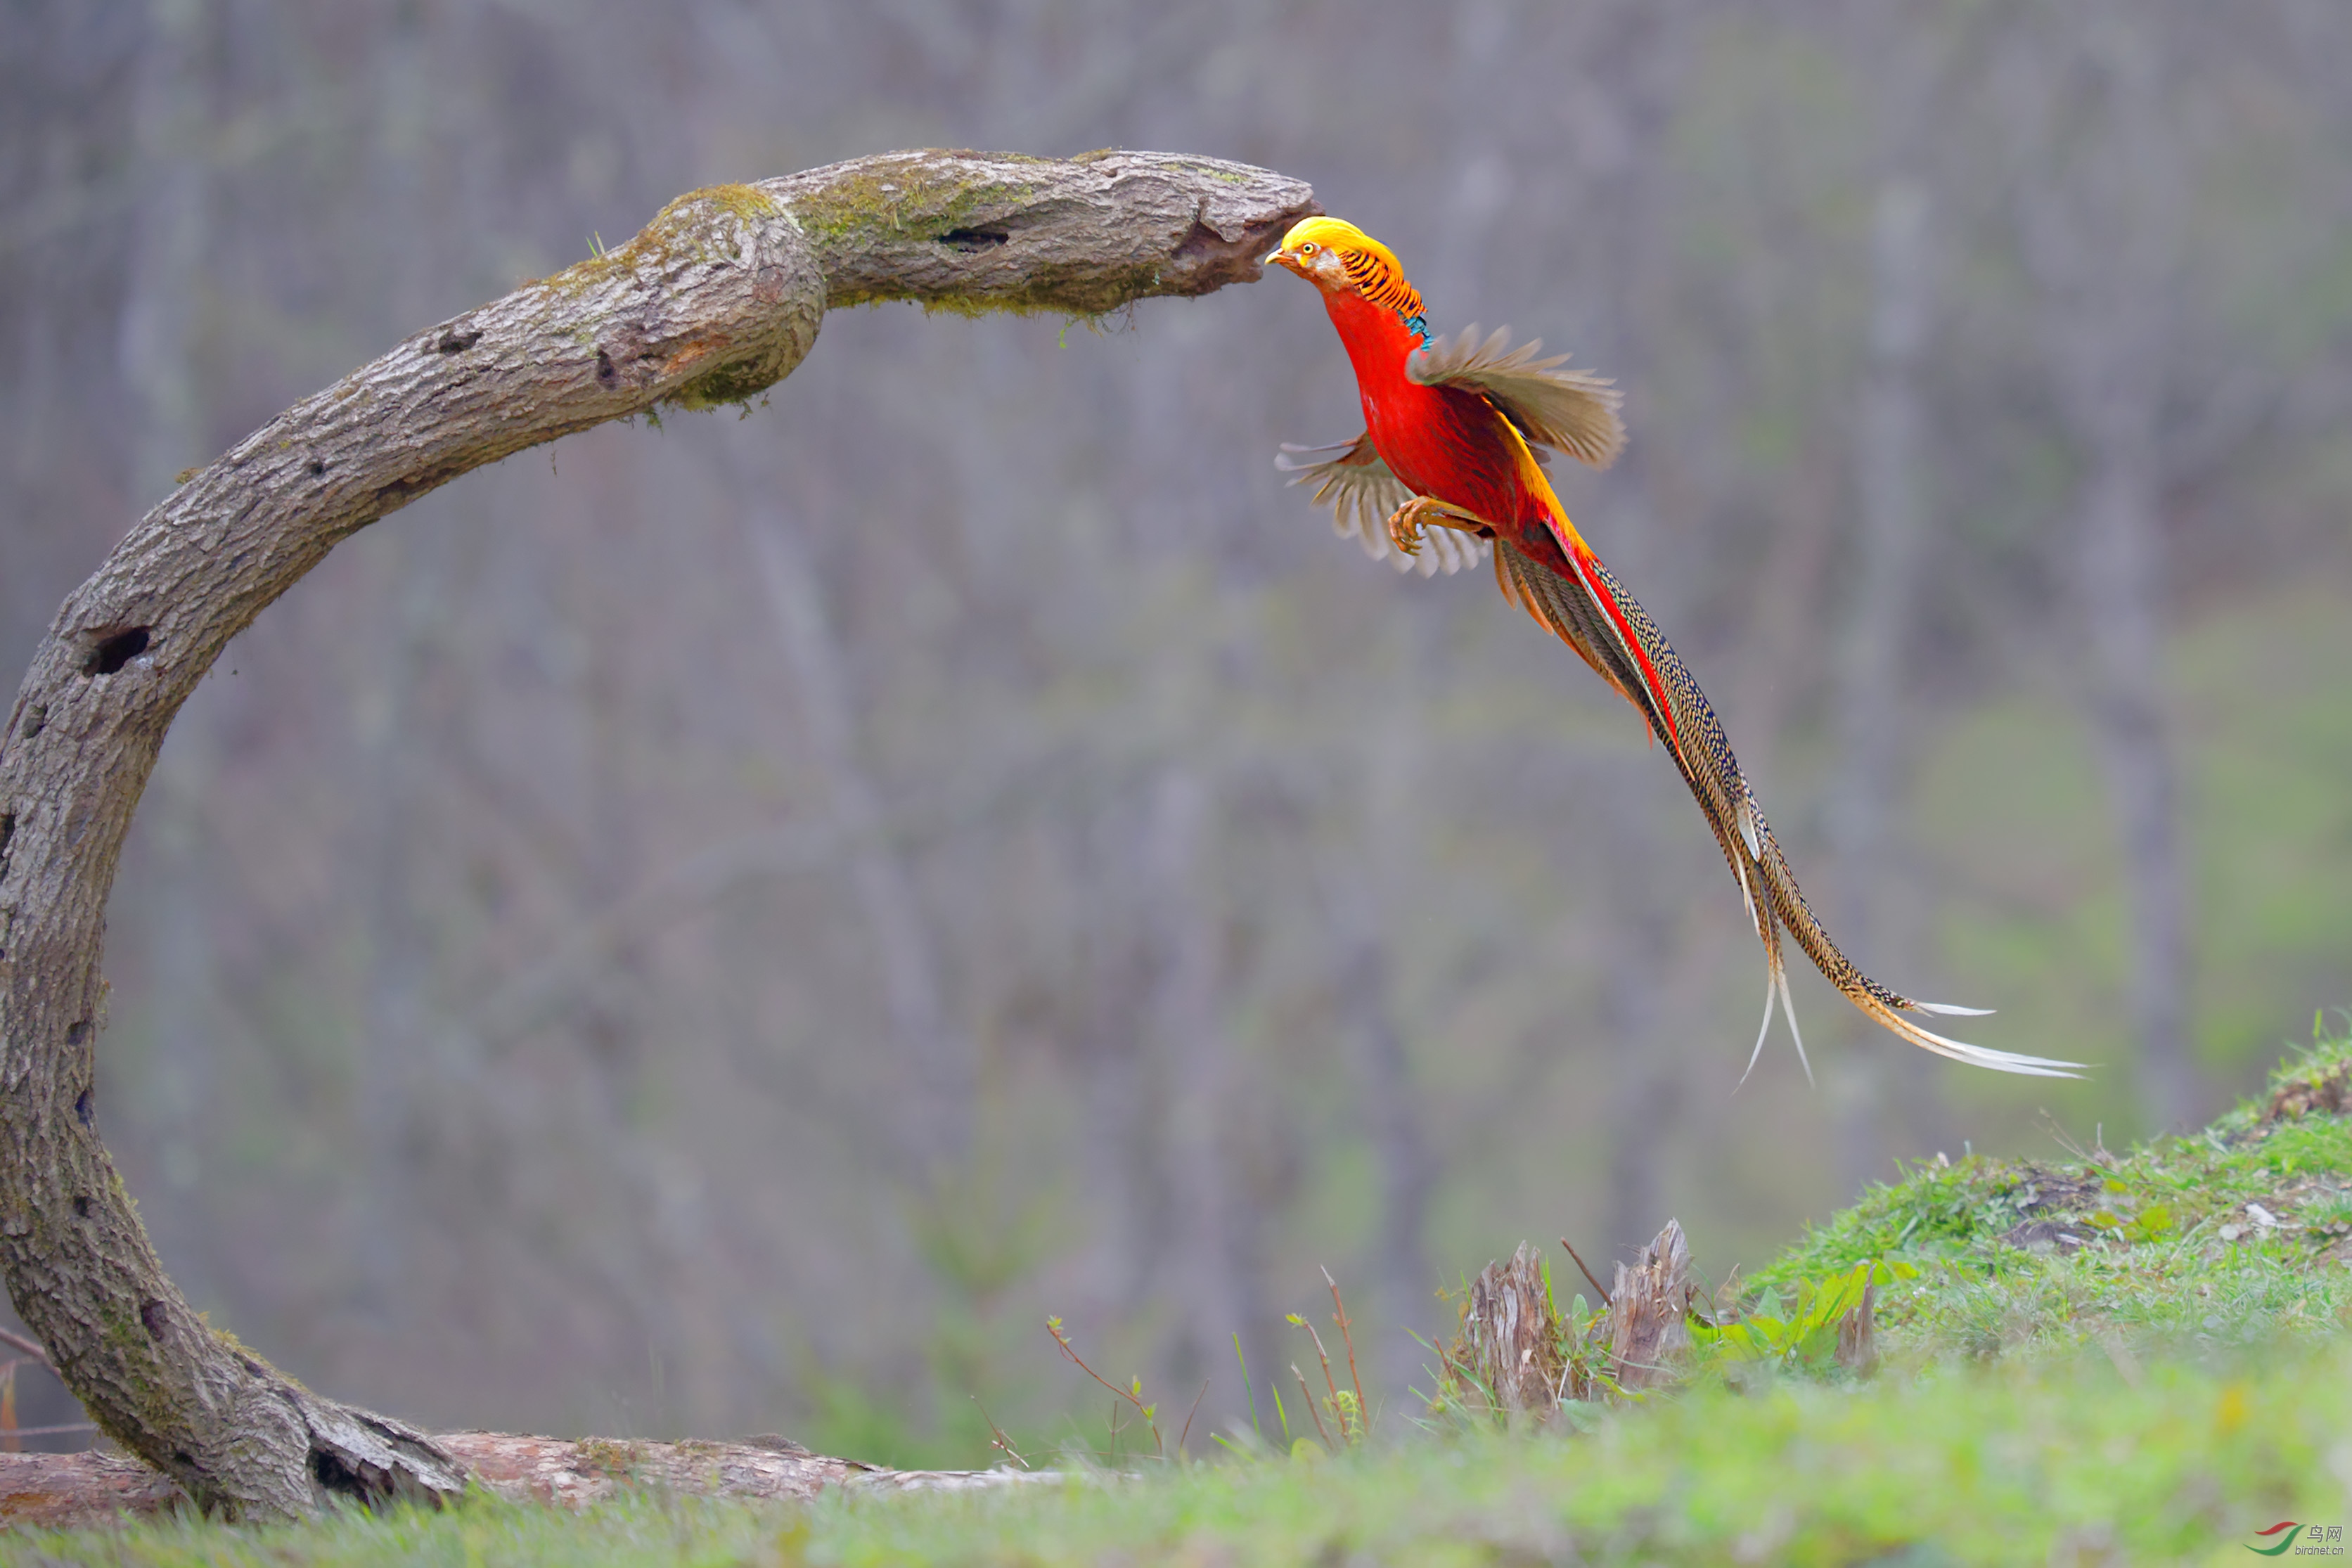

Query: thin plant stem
left=1560, top=1237, right=1613, bottom=1306
left=1292, top=1363, right=1336, bottom=1449
left=1177, top=1378, right=1209, bottom=1458
left=1323, top=1267, right=1366, bottom=1434
left=1046, top=1316, right=1163, bottom=1457
left=970, top=1395, right=1029, bottom=1470
left=0, top=1329, right=52, bottom=1373
left=1235, top=1332, right=1262, bottom=1441
left=1302, top=1321, right=1346, bottom=1441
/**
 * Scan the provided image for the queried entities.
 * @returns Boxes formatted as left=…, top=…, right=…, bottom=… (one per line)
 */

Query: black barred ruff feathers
left=1337, top=246, right=1423, bottom=323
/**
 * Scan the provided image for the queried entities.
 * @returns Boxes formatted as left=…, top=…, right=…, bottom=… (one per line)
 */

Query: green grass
left=13, top=1031, right=2352, bottom=1566
left=7, top=1353, right=2342, bottom=1565
left=1750, top=1028, right=2352, bottom=1365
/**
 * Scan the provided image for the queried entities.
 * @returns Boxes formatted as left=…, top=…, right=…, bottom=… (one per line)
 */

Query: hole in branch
left=140, top=1300, right=167, bottom=1340
left=436, top=328, right=482, bottom=354
left=309, top=1447, right=370, bottom=1500
left=72, top=1196, right=89, bottom=1219
left=596, top=348, right=616, bottom=385
left=75, top=1089, right=91, bottom=1126
left=84, top=629, right=150, bottom=676
left=1173, top=218, right=1221, bottom=262
left=308, top=459, right=326, bottom=477
left=939, top=225, right=1010, bottom=252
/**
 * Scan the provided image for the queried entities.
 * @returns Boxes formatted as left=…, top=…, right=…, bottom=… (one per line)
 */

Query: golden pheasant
left=1267, top=216, right=2079, bottom=1079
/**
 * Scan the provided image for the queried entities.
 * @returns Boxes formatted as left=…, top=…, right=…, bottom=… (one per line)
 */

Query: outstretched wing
left=1493, top=537, right=2084, bottom=1081
left=1275, top=434, right=1489, bottom=577
left=1410, top=326, right=1626, bottom=470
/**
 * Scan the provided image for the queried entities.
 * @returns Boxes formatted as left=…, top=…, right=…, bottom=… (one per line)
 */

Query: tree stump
left=1452, top=1242, right=1567, bottom=1422
left=1604, top=1219, right=1692, bottom=1392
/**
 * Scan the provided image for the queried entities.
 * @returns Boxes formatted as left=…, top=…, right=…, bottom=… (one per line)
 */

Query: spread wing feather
left=1275, top=435, right=1489, bottom=577
left=1493, top=539, right=2085, bottom=1080
left=1410, top=326, right=1627, bottom=469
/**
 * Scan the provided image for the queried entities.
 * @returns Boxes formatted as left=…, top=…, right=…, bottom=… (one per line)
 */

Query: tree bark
left=1602, top=1218, right=1690, bottom=1392
left=0, top=1432, right=1049, bottom=1528
left=0, top=148, right=1315, bottom=1517
left=1452, top=1242, right=1565, bottom=1422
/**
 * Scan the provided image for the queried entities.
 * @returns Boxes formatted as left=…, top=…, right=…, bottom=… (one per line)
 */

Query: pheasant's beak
left=1264, top=245, right=1299, bottom=274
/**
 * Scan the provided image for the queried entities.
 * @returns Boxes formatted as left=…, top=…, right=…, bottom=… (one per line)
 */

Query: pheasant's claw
left=1387, top=506, right=1423, bottom=557
left=1385, top=496, right=1492, bottom=558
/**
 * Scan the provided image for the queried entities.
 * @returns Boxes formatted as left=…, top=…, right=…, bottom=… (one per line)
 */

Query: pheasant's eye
left=1298, top=243, right=1318, bottom=256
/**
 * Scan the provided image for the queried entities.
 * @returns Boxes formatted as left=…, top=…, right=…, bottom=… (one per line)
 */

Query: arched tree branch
left=0, top=148, right=1316, bottom=1519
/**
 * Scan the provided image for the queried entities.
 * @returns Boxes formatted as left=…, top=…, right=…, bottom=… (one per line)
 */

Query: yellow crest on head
left=1279, top=217, right=1425, bottom=326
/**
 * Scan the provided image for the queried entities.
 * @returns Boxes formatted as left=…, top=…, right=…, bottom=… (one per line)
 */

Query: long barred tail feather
left=1495, top=541, right=2085, bottom=1080
left=1743, top=971, right=1778, bottom=1086
left=1775, top=960, right=1813, bottom=1087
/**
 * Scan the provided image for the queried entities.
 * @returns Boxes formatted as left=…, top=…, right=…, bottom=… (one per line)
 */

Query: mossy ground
left=12, top=1032, right=2352, bottom=1565
left=1752, top=1031, right=2352, bottom=1366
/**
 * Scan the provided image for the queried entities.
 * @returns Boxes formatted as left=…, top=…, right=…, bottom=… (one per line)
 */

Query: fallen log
left=0, top=1431, right=1050, bottom=1529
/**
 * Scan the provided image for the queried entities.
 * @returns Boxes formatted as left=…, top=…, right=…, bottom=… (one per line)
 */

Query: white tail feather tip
left=1775, top=965, right=1814, bottom=1088
left=1740, top=972, right=1777, bottom=1086
left=1895, top=1016, right=2086, bottom=1078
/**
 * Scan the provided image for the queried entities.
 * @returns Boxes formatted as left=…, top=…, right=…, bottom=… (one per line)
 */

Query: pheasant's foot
left=1384, top=495, right=1494, bottom=558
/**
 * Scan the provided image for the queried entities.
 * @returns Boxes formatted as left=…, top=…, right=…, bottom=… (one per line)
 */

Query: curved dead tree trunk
left=0, top=149, right=1316, bottom=1519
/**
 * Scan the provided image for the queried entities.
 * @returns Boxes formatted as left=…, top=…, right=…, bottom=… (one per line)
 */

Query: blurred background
left=3, top=0, right=2349, bottom=1463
